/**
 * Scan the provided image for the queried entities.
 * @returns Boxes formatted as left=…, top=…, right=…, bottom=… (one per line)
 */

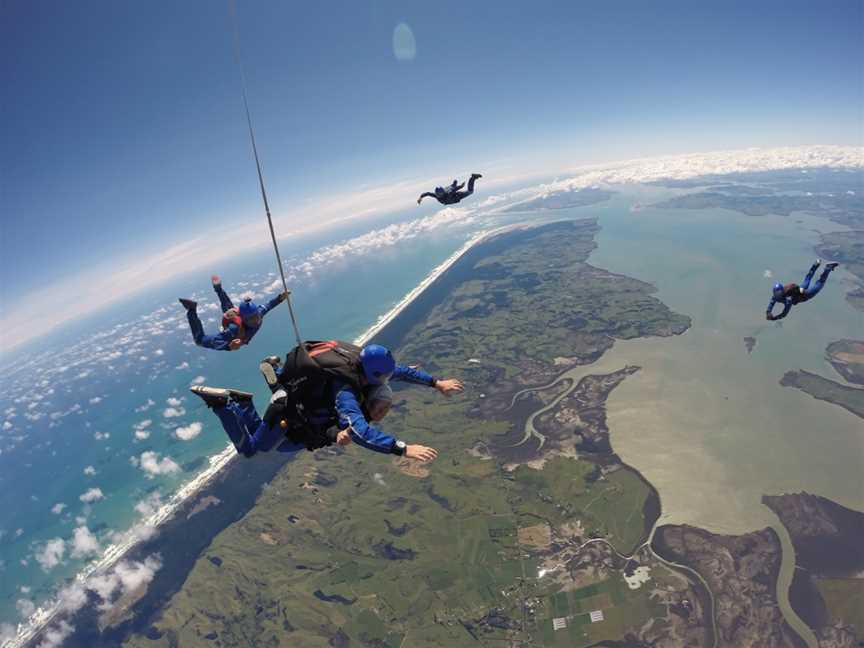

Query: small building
left=589, top=610, right=604, bottom=623
left=552, top=617, right=568, bottom=631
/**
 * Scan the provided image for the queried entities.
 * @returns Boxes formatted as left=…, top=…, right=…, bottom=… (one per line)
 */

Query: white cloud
left=51, top=503, right=66, bottom=515
left=764, top=269, right=773, bottom=278
left=191, top=375, right=206, bottom=385
left=135, top=398, right=156, bottom=413
left=35, top=538, right=65, bottom=571
left=162, top=406, right=185, bottom=418
left=70, top=526, right=100, bottom=558
left=175, top=421, right=203, bottom=441
left=139, top=451, right=180, bottom=478
left=86, top=554, right=162, bottom=607
left=166, top=397, right=182, bottom=407
left=93, top=431, right=110, bottom=441
left=83, top=465, right=96, bottom=476
left=134, top=419, right=152, bottom=430
left=56, top=583, right=87, bottom=614
left=16, top=598, right=36, bottom=618
left=154, top=349, right=164, bottom=356
left=373, top=473, right=387, bottom=487
left=79, top=488, right=104, bottom=503
left=2, top=421, right=12, bottom=430
left=35, top=620, right=74, bottom=648
left=175, top=361, right=189, bottom=370
left=89, top=396, right=102, bottom=404
left=115, top=554, right=162, bottom=592
left=134, top=429, right=150, bottom=440
left=134, top=491, right=163, bottom=518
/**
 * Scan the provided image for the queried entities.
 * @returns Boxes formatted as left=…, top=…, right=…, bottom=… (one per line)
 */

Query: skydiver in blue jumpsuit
left=178, top=275, right=287, bottom=351
left=417, top=173, right=483, bottom=205
left=766, top=260, right=839, bottom=321
left=190, top=344, right=463, bottom=460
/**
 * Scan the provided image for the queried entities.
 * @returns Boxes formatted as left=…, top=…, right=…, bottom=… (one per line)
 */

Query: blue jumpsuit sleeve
left=391, top=364, right=436, bottom=386
left=260, top=294, right=284, bottom=316
left=767, top=297, right=791, bottom=321
left=334, top=383, right=397, bottom=454
left=203, top=327, right=238, bottom=351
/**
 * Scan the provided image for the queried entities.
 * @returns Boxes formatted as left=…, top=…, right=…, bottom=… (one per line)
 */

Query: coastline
left=8, top=227, right=505, bottom=648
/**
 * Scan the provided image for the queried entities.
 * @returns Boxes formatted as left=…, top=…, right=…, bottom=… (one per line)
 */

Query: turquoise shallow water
left=2, top=177, right=862, bottom=634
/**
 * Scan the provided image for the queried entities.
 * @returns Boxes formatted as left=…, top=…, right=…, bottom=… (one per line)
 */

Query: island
left=780, top=370, right=864, bottom=420
left=763, top=493, right=864, bottom=646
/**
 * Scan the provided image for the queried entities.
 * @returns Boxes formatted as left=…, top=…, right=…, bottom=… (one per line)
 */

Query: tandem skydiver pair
left=190, top=340, right=464, bottom=462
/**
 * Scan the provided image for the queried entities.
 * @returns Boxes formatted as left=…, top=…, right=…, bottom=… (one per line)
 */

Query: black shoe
left=471, top=173, right=482, bottom=179
left=179, top=298, right=198, bottom=311
left=190, top=385, right=229, bottom=409
left=825, top=261, right=839, bottom=271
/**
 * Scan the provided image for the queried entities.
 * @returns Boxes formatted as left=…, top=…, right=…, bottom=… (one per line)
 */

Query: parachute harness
left=229, top=0, right=302, bottom=348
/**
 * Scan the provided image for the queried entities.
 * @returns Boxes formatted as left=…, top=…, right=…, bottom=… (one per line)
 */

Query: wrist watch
left=392, top=440, right=407, bottom=456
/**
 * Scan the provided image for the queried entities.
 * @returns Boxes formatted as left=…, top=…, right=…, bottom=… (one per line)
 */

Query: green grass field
left=124, top=221, right=689, bottom=648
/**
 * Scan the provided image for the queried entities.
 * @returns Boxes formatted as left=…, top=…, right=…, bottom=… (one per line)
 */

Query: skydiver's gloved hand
left=229, top=338, right=244, bottom=351
left=278, top=291, right=290, bottom=303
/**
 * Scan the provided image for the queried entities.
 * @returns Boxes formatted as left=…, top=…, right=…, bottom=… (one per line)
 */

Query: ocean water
left=2, top=174, right=863, bottom=640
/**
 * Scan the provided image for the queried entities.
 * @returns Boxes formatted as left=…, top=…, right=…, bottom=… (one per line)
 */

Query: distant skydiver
left=766, top=260, right=839, bottom=321
left=178, top=275, right=288, bottom=351
left=191, top=341, right=463, bottom=459
left=417, top=173, right=483, bottom=205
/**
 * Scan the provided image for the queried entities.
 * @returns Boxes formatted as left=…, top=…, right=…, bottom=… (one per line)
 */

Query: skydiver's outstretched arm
left=417, top=192, right=437, bottom=205
left=334, top=383, right=438, bottom=460
left=260, top=291, right=289, bottom=316
left=766, top=299, right=792, bottom=321
left=392, top=364, right=464, bottom=395
left=454, top=181, right=465, bottom=191
left=213, top=280, right=234, bottom=313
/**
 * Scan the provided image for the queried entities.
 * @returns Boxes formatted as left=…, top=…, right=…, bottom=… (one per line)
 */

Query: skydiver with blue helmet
left=178, top=275, right=288, bottom=350
left=417, top=173, right=483, bottom=205
left=766, top=259, right=839, bottom=321
left=190, top=341, right=463, bottom=460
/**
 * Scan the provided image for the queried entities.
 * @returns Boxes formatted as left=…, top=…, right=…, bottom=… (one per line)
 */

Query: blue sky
left=1, top=0, right=862, bottom=345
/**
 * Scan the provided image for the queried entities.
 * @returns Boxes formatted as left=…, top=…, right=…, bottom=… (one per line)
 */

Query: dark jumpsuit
left=766, top=261, right=836, bottom=321
left=418, top=175, right=480, bottom=205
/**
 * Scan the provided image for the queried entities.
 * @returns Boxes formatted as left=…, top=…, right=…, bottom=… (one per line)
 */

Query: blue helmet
left=359, top=344, right=396, bottom=385
left=772, top=282, right=785, bottom=298
left=239, top=298, right=259, bottom=320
